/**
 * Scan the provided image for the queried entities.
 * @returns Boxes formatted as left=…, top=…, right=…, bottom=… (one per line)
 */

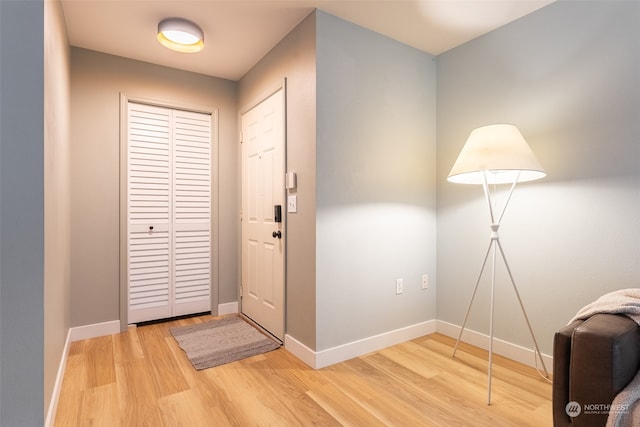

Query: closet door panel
left=127, top=103, right=172, bottom=323
left=172, top=109, right=212, bottom=316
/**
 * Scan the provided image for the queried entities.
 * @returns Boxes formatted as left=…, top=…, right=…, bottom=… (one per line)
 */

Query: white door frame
left=119, top=93, right=219, bottom=331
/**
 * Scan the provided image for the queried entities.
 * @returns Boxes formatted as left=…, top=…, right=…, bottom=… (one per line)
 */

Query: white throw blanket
left=568, top=289, right=640, bottom=427
left=570, top=288, right=640, bottom=325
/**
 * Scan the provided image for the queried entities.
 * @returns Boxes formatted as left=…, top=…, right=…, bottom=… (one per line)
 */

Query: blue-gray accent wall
left=436, top=0, right=640, bottom=354
left=316, top=11, right=438, bottom=350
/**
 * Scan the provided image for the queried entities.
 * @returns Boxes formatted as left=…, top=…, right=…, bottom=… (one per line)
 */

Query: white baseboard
left=284, top=319, right=553, bottom=371
left=285, top=320, right=437, bottom=369
left=44, top=329, right=72, bottom=427
left=218, top=301, right=238, bottom=316
left=284, top=334, right=317, bottom=368
left=436, top=319, right=553, bottom=370
left=69, top=320, right=121, bottom=342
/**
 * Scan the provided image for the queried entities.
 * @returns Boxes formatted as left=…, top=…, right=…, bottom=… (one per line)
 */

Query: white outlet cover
left=396, top=278, right=403, bottom=294
left=421, top=274, right=429, bottom=289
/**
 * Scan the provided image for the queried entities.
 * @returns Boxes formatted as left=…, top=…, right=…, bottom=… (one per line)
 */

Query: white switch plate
left=287, top=195, right=297, bottom=213
left=396, top=278, right=403, bottom=295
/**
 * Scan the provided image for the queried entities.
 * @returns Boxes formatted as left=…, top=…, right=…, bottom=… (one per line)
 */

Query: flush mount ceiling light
left=157, top=18, right=204, bottom=53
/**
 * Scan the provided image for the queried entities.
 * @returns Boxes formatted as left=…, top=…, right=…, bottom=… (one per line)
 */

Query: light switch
left=287, top=195, right=297, bottom=213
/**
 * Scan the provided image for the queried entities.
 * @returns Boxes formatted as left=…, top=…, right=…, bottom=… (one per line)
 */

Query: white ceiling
left=61, top=0, right=555, bottom=81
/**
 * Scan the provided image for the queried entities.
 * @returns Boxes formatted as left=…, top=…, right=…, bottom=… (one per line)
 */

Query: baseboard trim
left=218, top=301, right=238, bottom=316
left=44, top=329, right=72, bottom=427
left=283, top=334, right=317, bottom=368
left=284, top=319, right=553, bottom=371
left=69, top=320, right=121, bottom=342
left=285, top=320, right=437, bottom=369
left=435, top=320, right=553, bottom=370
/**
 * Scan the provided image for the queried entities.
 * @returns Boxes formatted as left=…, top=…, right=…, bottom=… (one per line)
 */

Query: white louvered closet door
left=127, top=102, right=212, bottom=324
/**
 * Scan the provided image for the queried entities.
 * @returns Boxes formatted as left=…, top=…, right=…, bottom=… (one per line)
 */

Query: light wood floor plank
left=85, top=335, right=115, bottom=389
left=112, top=326, right=144, bottom=363
left=138, top=325, right=191, bottom=398
left=54, top=315, right=552, bottom=426
left=245, top=357, right=344, bottom=426
left=115, top=359, right=165, bottom=426
left=77, top=383, right=119, bottom=427
left=357, top=352, right=490, bottom=426
left=307, top=384, right=385, bottom=427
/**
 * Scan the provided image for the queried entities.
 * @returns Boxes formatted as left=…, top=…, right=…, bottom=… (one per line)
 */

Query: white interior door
left=127, top=102, right=212, bottom=324
left=241, top=88, right=285, bottom=340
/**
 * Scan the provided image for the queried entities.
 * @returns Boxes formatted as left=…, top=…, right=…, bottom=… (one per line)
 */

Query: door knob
left=272, top=231, right=282, bottom=239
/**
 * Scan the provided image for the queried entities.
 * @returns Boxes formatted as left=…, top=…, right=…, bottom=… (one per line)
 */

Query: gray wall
left=436, top=0, right=640, bottom=355
left=44, top=0, right=72, bottom=417
left=0, top=1, right=45, bottom=425
left=70, top=49, right=238, bottom=326
left=238, top=12, right=318, bottom=349
left=315, top=11, right=437, bottom=350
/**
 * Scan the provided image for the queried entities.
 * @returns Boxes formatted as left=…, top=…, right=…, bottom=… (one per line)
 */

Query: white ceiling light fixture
left=157, top=17, right=204, bottom=53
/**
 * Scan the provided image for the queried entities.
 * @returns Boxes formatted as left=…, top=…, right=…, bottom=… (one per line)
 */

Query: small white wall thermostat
left=285, top=172, right=297, bottom=190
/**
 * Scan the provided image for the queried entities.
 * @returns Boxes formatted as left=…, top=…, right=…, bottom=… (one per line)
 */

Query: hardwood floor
left=54, top=314, right=552, bottom=426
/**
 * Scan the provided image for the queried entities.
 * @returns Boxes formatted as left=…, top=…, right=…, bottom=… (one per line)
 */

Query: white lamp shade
left=157, top=18, right=204, bottom=53
left=447, top=124, right=546, bottom=185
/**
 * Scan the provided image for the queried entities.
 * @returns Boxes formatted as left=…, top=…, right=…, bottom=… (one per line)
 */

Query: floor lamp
left=447, top=124, right=549, bottom=405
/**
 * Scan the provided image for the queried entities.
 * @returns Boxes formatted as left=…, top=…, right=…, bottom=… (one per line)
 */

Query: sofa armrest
left=559, top=314, right=640, bottom=427
left=553, top=319, right=583, bottom=427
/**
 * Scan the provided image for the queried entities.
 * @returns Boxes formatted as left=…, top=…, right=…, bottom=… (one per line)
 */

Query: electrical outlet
left=396, top=278, right=403, bottom=295
left=421, top=274, right=429, bottom=290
